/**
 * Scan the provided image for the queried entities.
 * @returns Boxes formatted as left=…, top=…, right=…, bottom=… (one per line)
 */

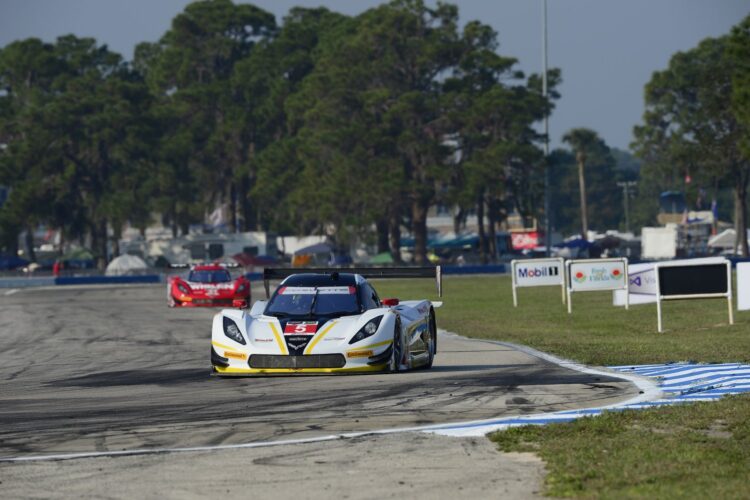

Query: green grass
left=373, top=275, right=750, bottom=498
left=492, top=395, right=750, bottom=499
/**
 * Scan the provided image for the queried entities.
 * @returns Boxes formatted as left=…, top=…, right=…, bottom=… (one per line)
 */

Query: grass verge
left=374, top=274, right=750, bottom=498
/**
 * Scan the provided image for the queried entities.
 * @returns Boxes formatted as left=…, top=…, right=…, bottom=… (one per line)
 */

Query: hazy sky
left=1, top=0, right=748, bottom=151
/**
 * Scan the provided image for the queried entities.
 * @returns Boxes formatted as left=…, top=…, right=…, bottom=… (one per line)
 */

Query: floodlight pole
left=542, top=0, right=551, bottom=257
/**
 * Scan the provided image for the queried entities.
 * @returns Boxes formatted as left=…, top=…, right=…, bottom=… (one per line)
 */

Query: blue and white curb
left=429, top=347, right=750, bottom=437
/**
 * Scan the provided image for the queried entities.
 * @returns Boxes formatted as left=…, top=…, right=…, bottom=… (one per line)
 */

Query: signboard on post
left=654, top=258, right=733, bottom=333
left=511, top=258, right=565, bottom=307
left=613, top=258, right=727, bottom=307
left=738, top=262, right=750, bottom=311
left=613, top=262, right=657, bottom=307
left=567, top=258, right=628, bottom=313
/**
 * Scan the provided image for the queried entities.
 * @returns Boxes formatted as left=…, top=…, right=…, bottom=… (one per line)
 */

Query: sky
left=1, top=0, right=748, bottom=151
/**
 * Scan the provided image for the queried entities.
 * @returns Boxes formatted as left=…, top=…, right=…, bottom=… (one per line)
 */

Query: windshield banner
left=278, top=287, right=316, bottom=295
left=317, top=286, right=355, bottom=294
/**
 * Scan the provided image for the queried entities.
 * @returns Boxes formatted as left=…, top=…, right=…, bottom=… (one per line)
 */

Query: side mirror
left=382, top=298, right=399, bottom=307
left=249, top=300, right=267, bottom=316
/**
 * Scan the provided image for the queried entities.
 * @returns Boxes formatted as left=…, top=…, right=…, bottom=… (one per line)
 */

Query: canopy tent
left=708, top=229, right=750, bottom=251
left=105, top=254, right=148, bottom=276
left=293, top=242, right=332, bottom=255
left=553, top=237, right=593, bottom=259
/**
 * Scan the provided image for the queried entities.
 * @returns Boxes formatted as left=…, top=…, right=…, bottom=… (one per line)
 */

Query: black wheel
left=424, top=310, right=437, bottom=369
left=389, top=317, right=403, bottom=373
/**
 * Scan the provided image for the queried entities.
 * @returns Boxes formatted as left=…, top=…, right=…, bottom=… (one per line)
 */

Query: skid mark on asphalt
left=430, top=360, right=750, bottom=437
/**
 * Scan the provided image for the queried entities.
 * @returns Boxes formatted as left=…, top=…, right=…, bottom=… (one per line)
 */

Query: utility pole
left=617, top=181, right=637, bottom=233
left=577, top=151, right=588, bottom=238
left=542, top=0, right=551, bottom=256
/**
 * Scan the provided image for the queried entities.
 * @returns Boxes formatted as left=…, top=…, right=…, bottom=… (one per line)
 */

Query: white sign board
left=654, top=257, right=733, bottom=333
left=739, top=262, right=750, bottom=311
left=567, top=258, right=628, bottom=313
left=511, top=258, right=565, bottom=307
left=613, top=263, right=657, bottom=306
left=613, top=257, right=729, bottom=307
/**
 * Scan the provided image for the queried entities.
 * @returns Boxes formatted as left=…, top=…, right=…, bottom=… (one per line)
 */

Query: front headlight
left=237, top=282, right=247, bottom=293
left=349, top=316, right=383, bottom=344
left=177, top=282, right=190, bottom=295
left=223, top=316, right=246, bottom=345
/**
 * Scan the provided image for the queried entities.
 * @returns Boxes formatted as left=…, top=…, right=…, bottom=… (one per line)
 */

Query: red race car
left=168, top=264, right=250, bottom=308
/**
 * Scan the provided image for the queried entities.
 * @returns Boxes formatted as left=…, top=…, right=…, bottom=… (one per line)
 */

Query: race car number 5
left=284, top=322, right=318, bottom=335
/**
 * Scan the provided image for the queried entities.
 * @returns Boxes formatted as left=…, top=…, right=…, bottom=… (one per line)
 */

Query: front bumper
left=211, top=343, right=392, bottom=376
left=175, top=296, right=248, bottom=307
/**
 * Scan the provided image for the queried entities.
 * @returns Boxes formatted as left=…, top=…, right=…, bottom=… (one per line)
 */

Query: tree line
left=1, top=0, right=749, bottom=265
left=0, top=0, right=560, bottom=265
left=632, top=15, right=750, bottom=256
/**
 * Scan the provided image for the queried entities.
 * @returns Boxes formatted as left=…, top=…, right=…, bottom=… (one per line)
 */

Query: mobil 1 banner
left=654, top=257, right=733, bottom=333
left=511, top=258, right=566, bottom=307
left=566, top=258, right=628, bottom=313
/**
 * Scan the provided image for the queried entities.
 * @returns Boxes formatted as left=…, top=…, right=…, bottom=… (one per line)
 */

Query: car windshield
left=188, top=270, right=232, bottom=283
left=266, top=286, right=360, bottom=317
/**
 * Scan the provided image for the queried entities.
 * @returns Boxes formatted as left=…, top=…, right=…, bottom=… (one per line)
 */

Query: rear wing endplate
left=262, top=266, right=442, bottom=299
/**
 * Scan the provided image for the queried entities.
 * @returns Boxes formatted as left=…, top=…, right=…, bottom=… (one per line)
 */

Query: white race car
left=210, top=267, right=442, bottom=375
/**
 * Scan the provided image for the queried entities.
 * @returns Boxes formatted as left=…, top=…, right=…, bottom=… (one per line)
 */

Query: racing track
left=0, top=283, right=639, bottom=497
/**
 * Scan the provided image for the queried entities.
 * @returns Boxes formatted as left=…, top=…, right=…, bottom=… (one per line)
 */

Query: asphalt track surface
left=0, top=283, right=639, bottom=498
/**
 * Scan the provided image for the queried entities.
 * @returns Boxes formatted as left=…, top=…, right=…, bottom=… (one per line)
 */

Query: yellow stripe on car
left=357, top=339, right=392, bottom=350
left=304, top=321, right=339, bottom=354
left=212, top=340, right=236, bottom=351
left=268, top=322, right=288, bottom=355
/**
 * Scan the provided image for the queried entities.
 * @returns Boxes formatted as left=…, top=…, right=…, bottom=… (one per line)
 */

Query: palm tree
left=562, top=128, right=601, bottom=238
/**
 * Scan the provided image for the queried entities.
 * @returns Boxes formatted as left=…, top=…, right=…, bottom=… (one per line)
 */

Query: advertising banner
left=511, top=258, right=565, bottom=307
left=513, top=259, right=564, bottom=287
left=566, top=258, right=628, bottom=313
left=613, top=262, right=657, bottom=306
left=739, top=262, right=750, bottom=311
left=613, top=257, right=728, bottom=307
left=569, top=260, right=627, bottom=291
left=511, top=231, right=540, bottom=250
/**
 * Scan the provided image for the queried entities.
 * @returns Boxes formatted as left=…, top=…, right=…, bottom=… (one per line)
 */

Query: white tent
left=105, top=254, right=148, bottom=276
left=707, top=229, right=750, bottom=252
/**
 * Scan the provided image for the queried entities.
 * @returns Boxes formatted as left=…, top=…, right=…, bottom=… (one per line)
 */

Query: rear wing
left=262, top=266, right=442, bottom=299
left=168, top=262, right=240, bottom=269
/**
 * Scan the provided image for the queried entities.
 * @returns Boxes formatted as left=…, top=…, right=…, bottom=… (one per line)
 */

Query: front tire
left=389, top=317, right=403, bottom=373
left=424, top=310, right=437, bottom=369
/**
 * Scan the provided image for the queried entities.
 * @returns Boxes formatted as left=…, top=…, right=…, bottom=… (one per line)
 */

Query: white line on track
left=4, top=289, right=19, bottom=296
left=0, top=331, right=664, bottom=463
